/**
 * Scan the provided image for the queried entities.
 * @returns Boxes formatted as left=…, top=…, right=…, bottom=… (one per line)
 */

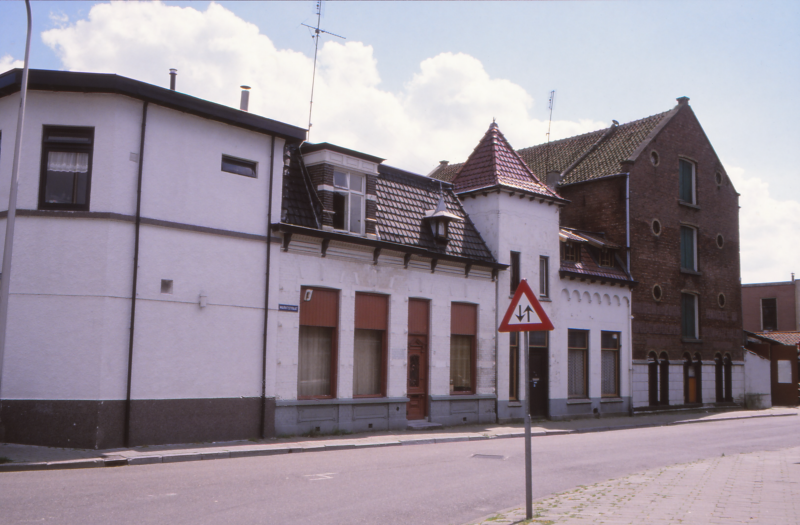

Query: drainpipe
left=124, top=101, right=148, bottom=447
left=0, top=0, right=32, bottom=401
left=260, top=135, right=276, bottom=439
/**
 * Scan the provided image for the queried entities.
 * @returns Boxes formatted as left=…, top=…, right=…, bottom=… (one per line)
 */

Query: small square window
left=221, top=155, right=257, bottom=178
left=161, top=279, right=174, bottom=294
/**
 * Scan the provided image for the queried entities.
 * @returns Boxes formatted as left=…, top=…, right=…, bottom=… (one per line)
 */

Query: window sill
left=277, top=397, right=410, bottom=406
left=600, top=397, right=623, bottom=403
left=680, top=268, right=702, bottom=276
left=539, top=296, right=552, bottom=302
left=431, top=393, right=497, bottom=401
left=507, top=401, right=522, bottom=407
left=681, top=338, right=703, bottom=344
left=678, top=200, right=701, bottom=210
left=566, top=398, right=591, bottom=405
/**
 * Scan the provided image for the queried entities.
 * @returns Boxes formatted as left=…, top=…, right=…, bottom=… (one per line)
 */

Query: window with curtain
left=39, top=126, right=94, bottom=210
left=297, top=287, right=338, bottom=399
left=568, top=330, right=588, bottom=398
left=601, top=331, right=620, bottom=397
left=298, top=326, right=333, bottom=397
left=354, top=293, right=387, bottom=397
left=450, top=302, right=477, bottom=394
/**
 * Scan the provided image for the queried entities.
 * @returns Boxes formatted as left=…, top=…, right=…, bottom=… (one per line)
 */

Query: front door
left=407, top=336, right=428, bottom=420
left=528, top=348, right=548, bottom=419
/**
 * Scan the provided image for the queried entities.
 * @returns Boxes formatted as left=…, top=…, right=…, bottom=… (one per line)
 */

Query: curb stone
left=0, top=410, right=794, bottom=473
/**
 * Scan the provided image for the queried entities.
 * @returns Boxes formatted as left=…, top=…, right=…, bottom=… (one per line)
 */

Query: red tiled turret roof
left=449, top=122, right=566, bottom=201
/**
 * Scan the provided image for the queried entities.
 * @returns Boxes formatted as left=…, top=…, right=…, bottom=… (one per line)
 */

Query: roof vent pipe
left=169, top=68, right=177, bottom=91
left=240, top=85, right=251, bottom=112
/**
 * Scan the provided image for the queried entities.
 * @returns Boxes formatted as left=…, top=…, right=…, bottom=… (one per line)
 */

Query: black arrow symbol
left=515, top=305, right=525, bottom=322
left=523, top=305, right=533, bottom=322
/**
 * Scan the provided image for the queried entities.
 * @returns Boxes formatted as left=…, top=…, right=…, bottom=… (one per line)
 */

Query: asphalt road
left=2, top=416, right=798, bottom=525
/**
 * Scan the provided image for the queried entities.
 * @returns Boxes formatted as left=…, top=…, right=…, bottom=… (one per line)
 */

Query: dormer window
left=332, top=170, right=365, bottom=234
left=599, top=248, right=613, bottom=267
left=563, top=242, right=579, bottom=262
left=424, top=192, right=461, bottom=245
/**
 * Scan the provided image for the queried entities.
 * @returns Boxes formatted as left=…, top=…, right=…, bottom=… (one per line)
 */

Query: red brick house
left=432, top=97, right=744, bottom=410
left=742, top=276, right=800, bottom=333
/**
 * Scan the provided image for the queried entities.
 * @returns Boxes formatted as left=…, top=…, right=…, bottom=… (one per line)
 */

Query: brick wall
left=628, top=104, right=743, bottom=362
left=559, top=175, right=628, bottom=247
left=741, top=282, right=797, bottom=332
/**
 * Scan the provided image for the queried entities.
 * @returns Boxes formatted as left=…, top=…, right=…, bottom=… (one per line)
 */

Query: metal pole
left=0, top=0, right=32, bottom=397
left=524, top=330, right=532, bottom=519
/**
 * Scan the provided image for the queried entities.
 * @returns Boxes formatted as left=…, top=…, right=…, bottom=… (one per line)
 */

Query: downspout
left=625, top=171, right=633, bottom=416
left=494, top=257, right=500, bottom=421
left=625, top=173, right=631, bottom=277
left=260, top=135, right=276, bottom=439
left=124, top=101, right=148, bottom=447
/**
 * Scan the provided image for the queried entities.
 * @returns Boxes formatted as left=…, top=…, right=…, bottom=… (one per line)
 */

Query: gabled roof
left=431, top=101, right=684, bottom=188
left=445, top=122, right=565, bottom=201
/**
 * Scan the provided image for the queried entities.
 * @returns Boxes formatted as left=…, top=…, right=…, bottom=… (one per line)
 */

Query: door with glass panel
left=407, top=299, right=429, bottom=420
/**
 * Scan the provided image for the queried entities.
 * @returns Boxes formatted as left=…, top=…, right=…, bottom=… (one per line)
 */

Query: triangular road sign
left=498, top=279, right=554, bottom=332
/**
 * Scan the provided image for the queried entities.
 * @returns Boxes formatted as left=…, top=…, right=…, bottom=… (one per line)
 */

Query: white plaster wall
left=0, top=92, right=144, bottom=215
left=130, top=225, right=267, bottom=399
left=0, top=218, right=134, bottom=399
left=552, top=284, right=632, bottom=401
left=141, top=105, right=278, bottom=235
left=461, top=193, right=561, bottom=404
left=269, top=243, right=496, bottom=401
left=744, top=350, right=771, bottom=408
left=632, top=362, right=649, bottom=407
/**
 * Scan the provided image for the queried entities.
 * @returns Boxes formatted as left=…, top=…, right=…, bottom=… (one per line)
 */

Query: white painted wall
left=744, top=350, right=771, bottom=409
left=268, top=239, right=496, bottom=402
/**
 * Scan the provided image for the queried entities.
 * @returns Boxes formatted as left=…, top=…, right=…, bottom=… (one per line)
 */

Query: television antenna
left=301, top=1, right=345, bottom=141
left=544, top=90, right=555, bottom=174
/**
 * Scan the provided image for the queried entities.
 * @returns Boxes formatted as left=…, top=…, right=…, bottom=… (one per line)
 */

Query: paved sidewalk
left=468, top=446, right=800, bottom=525
left=0, top=406, right=796, bottom=472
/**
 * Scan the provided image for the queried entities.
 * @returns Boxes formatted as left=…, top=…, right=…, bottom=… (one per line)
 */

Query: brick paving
left=468, top=446, right=800, bottom=525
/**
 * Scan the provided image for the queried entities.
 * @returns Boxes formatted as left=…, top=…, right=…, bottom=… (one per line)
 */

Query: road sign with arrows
left=498, top=279, right=553, bottom=332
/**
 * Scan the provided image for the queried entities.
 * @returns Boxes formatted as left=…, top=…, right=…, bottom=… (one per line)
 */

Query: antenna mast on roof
left=545, top=90, right=556, bottom=174
left=301, top=0, right=345, bottom=142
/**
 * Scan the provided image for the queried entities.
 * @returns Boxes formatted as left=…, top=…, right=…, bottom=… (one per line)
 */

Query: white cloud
left=0, top=55, right=24, bottom=73
left=727, top=166, right=800, bottom=284
left=41, top=1, right=605, bottom=174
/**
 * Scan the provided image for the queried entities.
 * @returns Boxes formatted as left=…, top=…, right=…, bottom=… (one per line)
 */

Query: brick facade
left=559, top=103, right=743, bottom=364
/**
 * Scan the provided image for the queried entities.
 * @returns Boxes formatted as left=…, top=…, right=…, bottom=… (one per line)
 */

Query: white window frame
left=332, top=169, right=366, bottom=234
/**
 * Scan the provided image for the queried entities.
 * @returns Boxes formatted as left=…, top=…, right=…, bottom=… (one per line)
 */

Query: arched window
left=723, top=354, right=733, bottom=402
left=659, top=352, right=670, bottom=406
left=648, top=352, right=659, bottom=407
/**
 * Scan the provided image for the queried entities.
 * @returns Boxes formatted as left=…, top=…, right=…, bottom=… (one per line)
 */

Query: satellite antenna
left=301, top=1, right=345, bottom=141
left=544, top=90, right=556, bottom=174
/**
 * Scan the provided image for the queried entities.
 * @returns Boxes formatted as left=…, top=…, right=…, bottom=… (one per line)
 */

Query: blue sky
left=1, top=1, right=798, bottom=283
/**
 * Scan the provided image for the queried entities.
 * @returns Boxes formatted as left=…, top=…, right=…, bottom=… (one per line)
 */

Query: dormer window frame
left=563, top=242, right=579, bottom=263
left=332, top=169, right=366, bottom=235
left=599, top=248, right=614, bottom=268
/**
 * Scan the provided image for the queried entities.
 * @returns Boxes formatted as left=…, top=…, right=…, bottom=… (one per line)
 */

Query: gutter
left=124, top=100, right=148, bottom=448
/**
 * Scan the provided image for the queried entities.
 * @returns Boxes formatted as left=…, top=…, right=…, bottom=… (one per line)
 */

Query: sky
left=1, top=0, right=798, bottom=285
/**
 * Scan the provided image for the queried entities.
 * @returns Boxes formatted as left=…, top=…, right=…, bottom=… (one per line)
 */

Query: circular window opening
left=715, top=172, right=723, bottom=186
left=652, top=219, right=662, bottom=236
left=718, top=293, right=726, bottom=308
left=650, top=151, right=659, bottom=166
left=716, top=234, right=724, bottom=249
left=652, top=284, right=663, bottom=302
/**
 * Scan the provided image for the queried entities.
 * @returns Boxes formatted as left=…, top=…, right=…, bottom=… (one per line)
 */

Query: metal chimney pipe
left=169, top=68, right=177, bottom=91
left=240, top=85, right=251, bottom=112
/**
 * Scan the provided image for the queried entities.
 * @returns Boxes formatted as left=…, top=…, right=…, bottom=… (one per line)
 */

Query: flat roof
left=0, top=69, right=307, bottom=142
left=300, top=142, right=384, bottom=164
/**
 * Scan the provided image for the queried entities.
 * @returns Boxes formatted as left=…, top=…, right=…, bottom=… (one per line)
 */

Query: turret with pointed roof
left=448, top=122, right=568, bottom=204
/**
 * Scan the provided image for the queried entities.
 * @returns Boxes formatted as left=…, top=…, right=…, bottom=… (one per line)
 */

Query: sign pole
left=524, top=330, right=532, bottom=520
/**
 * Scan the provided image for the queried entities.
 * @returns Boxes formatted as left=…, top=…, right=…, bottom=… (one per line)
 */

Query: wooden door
left=407, top=336, right=428, bottom=419
left=528, top=348, right=548, bottom=419
left=407, top=299, right=430, bottom=420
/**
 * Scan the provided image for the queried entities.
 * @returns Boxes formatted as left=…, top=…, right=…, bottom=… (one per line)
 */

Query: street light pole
left=0, top=0, right=32, bottom=396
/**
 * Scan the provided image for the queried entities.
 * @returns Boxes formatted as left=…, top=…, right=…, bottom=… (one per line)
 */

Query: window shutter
left=451, top=303, right=477, bottom=335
